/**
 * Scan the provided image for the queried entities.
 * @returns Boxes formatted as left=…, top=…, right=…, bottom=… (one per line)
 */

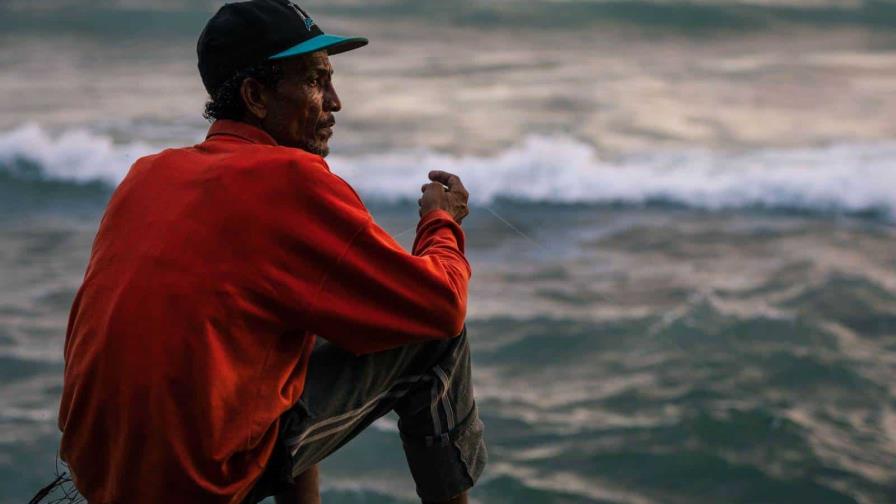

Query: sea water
left=1, top=1, right=895, bottom=503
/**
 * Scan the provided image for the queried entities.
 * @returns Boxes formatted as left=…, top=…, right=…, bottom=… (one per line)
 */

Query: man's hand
left=418, top=170, right=470, bottom=223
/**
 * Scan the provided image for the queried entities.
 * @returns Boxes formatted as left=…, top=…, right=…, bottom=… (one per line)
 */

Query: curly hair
left=203, top=61, right=285, bottom=122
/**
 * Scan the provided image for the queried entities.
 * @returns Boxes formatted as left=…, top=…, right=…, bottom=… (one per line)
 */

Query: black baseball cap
left=197, top=0, right=368, bottom=95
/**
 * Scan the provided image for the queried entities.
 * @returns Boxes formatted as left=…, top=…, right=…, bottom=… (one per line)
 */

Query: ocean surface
left=2, top=1, right=896, bottom=502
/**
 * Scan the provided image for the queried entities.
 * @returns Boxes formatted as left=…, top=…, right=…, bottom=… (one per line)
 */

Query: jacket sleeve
left=270, top=156, right=471, bottom=355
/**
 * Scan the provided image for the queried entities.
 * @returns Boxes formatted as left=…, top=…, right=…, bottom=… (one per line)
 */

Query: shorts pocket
left=399, top=403, right=487, bottom=502
left=451, top=404, right=487, bottom=485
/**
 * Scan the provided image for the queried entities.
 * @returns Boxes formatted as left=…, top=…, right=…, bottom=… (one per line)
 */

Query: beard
left=296, top=137, right=329, bottom=158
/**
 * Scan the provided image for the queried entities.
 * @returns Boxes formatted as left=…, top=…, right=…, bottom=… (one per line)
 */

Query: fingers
left=420, top=171, right=470, bottom=223
left=428, top=170, right=459, bottom=188
left=428, top=170, right=468, bottom=198
left=428, top=170, right=462, bottom=189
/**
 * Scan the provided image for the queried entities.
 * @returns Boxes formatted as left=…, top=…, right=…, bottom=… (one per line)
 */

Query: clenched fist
left=418, top=170, right=470, bottom=223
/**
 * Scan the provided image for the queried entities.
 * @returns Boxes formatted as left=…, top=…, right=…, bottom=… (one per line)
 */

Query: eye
left=307, top=75, right=328, bottom=88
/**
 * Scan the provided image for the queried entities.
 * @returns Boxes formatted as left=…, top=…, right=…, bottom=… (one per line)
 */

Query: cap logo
left=286, top=1, right=315, bottom=31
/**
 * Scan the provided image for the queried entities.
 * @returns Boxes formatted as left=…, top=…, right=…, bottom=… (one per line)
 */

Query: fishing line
left=393, top=225, right=418, bottom=239
left=390, top=201, right=625, bottom=304
left=481, top=205, right=628, bottom=304
left=482, top=205, right=549, bottom=253
left=392, top=205, right=546, bottom=250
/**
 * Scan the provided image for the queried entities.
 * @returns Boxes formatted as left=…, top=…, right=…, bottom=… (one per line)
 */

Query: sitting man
left=55, top=1, right=486, bottom=502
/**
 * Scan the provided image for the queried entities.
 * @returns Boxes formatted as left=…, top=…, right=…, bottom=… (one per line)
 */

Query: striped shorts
left=243, top=326, right=487, bottom=503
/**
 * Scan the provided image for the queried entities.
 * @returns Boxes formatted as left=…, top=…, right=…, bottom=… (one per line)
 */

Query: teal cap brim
left=268, top=34, right=368, bottom=60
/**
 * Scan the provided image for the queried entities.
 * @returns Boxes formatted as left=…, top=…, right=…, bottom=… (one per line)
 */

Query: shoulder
left=230, top=146, right=369, bottom=218
left=252, top=146, right=355, bottom=196
left=270, top=146, right=331, bottom=179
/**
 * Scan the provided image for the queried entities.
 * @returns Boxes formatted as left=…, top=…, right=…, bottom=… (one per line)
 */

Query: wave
left=2, top=123, right=895, bottom=220
left=334, top=137, right=896, bottom=220
left=0, top=123, right=154, bottom=185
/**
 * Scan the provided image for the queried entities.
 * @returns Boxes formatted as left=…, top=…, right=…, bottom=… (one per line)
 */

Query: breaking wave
left=2, top=123, right=895, bottom=220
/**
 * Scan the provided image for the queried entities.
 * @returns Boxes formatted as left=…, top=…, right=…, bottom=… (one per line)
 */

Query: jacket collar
left=206, top=119, right=278, bottom=146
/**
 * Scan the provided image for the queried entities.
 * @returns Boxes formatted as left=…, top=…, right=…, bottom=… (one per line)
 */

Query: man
left=55, top=1, right=486, bottom=502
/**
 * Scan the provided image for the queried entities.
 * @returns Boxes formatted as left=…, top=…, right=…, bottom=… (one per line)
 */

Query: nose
left=324, top=80, right=341, bottom=113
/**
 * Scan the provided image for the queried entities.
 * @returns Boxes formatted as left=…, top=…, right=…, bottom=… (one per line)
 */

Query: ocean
left=1, top=0, right=895, bottom=502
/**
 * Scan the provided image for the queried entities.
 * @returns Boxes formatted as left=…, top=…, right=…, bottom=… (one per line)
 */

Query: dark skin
left=240, top=51, right=470, bottom=503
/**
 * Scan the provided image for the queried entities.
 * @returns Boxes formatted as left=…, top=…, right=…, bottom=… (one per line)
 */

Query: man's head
left=204, top=52, right=339, bottom=156
left=197, top=0, right=366, bottom=156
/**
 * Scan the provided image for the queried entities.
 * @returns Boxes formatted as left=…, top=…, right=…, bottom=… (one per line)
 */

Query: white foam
left=2, top=123, right=895, bottom=219
left=0, top=123, right=154, bottom=185
left=333, top=136, right=896, bottom=219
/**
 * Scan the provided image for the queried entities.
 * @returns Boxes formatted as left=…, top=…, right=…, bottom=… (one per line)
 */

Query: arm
left=306, top=207, right=470, bottom=354
left=267, top=158, right=471, bottom=354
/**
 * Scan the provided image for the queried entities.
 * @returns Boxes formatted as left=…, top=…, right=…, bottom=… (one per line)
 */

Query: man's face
left=261, top=51, right=340, bottom=156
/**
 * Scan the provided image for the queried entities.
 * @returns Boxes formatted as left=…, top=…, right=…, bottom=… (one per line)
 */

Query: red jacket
left=58, top=120, right=471, bottom=503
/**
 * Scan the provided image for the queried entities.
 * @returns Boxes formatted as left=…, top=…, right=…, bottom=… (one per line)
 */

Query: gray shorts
left=244, top=326, right=487, bottom=503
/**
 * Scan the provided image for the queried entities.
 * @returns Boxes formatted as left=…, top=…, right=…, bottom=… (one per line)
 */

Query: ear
left=240, top=77, right=269, bottom=120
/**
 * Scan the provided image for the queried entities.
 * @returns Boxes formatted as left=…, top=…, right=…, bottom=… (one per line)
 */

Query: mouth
left=318, top=119, right=335, bottom=139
